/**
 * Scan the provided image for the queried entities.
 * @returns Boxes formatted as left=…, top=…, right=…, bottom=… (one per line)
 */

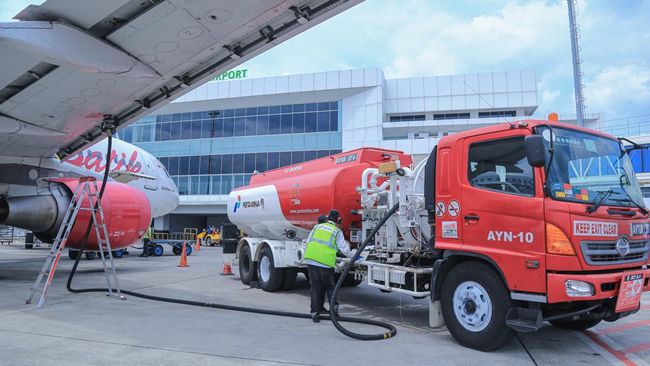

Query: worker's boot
left=311, top=312, right=320, bottom=323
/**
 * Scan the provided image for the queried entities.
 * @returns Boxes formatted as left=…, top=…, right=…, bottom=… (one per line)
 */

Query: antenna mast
left=567, top=0, right=586, bottom=126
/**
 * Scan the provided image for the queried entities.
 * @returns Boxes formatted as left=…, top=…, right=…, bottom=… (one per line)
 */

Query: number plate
left=614, top=271, right=645, bottom=313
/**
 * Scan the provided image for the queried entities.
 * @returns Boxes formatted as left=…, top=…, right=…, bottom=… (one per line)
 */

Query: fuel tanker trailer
left=227, top=148, right=412, bottom=291
left=228, top=119, right=650, bottom=351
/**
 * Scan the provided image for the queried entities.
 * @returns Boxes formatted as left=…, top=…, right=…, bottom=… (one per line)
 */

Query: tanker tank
left=227, top=148, right=412, bottom=241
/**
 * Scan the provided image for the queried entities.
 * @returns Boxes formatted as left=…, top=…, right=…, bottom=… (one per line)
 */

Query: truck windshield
left=537, top=126, right=645, bottom=209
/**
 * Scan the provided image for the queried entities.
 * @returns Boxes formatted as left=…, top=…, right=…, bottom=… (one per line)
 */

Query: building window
left=478, top=110, right=517, bottom=118
left=167, top=149, right=342, bottom=195
left=433, top=113, right=470, bottom=120
left=136, top=101, right=339, bottom=143
left=389, top=115, right=426, bottom=122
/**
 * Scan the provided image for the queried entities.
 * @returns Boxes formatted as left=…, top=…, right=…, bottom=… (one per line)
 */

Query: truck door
left=461, top=132, right=546, bottom=294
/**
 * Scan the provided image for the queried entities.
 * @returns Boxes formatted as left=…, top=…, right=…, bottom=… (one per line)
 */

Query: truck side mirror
left=525, top=135, right=546, bottom=167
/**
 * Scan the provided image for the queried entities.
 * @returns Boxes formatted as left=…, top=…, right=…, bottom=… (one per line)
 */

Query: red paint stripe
left=625, top=342, right=650, bottom=354
left=583, top=331, right=637, bottom=366
left=598, top=319, right=650, bottom=335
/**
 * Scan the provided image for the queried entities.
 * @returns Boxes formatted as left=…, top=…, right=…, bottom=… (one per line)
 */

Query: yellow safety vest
left=144, top=227, right=153, bottom=240
left=304, top=222, right=340, bottom=268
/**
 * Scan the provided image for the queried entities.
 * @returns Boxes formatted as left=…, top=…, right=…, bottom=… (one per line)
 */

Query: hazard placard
left=615, top=271, right=645, bottom=313
left=435, top=201, right=445, bottom=217
left=447, top=200, right=460, bottom=217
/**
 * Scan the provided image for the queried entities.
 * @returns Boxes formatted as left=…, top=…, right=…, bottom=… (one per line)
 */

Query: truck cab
left=430, top=120, right=650, bottom=350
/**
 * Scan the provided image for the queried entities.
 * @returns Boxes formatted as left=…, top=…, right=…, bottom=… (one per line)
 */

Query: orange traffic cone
left=178, top=243, right=189, bottom=267
left=195, top=237, right=201, bottom=251
left=220, top=254, right=234, bottom=275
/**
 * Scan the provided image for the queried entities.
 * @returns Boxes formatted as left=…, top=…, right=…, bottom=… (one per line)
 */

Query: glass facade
left=120, top=101, right=339, bottom=143
left=160, top=149, right=341, bottom=195
left=628, top=147, right=650, bottom=174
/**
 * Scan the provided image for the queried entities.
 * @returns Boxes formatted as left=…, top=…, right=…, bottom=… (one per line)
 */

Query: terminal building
left=119, top=67, right=542, bottom=231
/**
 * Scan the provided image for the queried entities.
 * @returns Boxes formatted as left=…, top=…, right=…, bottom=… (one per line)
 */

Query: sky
left=2, top=0, right=649, bottom=124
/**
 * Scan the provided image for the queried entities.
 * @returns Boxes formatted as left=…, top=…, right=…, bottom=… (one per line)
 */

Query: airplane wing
left=0, top=0, right=362, bottom=160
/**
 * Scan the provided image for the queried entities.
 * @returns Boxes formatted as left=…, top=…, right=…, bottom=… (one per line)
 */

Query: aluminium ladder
left=26, top=177, right=125, bottom=308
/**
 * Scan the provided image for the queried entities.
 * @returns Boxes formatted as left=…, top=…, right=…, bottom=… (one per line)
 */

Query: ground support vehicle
left=228, top=120, right=650, bottom=350
left=198, top=230, right=221, bottom=246
left=147, top=230, right=195, bottom=256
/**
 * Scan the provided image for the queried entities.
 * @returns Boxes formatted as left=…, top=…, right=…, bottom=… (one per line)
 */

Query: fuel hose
left=329, top=203, right=400, bottom=340
left=65, top=133, right=397, bottom=340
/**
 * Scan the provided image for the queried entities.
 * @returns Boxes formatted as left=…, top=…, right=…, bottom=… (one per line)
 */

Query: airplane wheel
left=172, top=246, right=182, bottom=255
left=69, top=250, right=79, bottom=260
left=184, top=245, right=192, bottom=256
left=85, top=251, right=96, bottom=260
left=112, top=249, right=125, bottom=258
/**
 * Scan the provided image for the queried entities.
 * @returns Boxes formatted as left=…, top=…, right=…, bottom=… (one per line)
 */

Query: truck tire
left=256, top=246, right=285, bottom=292
left=549, top=318, right=602, bottom=330
left=343, top=273, right=363, bottom=287
left=239, top=245, right=257, bottom=285
left=282, top=268, right=298, bottom=290
left=440, top=261, right=514, bottom=351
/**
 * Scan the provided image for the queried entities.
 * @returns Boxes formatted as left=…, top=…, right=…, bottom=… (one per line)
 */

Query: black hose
left=329, top=203, right=400, bottom=340
left=65, top=134, right=397, bottom=339
left=66, top=134, right=112, bottom=292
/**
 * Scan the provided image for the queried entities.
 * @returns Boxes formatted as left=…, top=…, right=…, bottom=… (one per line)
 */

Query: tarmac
left=0, top=243, right=649, bottom=366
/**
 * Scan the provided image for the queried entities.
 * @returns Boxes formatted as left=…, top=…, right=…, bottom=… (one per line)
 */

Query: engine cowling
left=0, top=178, right=151, bottom=250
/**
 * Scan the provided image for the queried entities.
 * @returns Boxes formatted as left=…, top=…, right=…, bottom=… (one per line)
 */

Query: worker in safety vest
left=140, top=225, right=153, bottom=257
left=304, top=209, right=353, bottom=323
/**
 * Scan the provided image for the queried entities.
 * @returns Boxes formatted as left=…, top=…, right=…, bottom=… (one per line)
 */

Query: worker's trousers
left=307, top=264, right=337, bottom=314
left=141, top=238, right=151, bottom=256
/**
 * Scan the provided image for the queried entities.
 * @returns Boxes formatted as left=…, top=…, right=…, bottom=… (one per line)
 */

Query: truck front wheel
left=239, top=245, right=257, bottom=285
left=441, top=261, right=514, bottom=351
left=257, top=246, right=285, bottom=292
left=549, top=318, right=602, bottom=330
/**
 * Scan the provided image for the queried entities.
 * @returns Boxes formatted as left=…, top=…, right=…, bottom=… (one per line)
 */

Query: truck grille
left=580, top=240, right=649, bottom=266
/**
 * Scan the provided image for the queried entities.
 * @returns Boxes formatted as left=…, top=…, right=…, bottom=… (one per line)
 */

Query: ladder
left=26, top=177, right=125, bottom=308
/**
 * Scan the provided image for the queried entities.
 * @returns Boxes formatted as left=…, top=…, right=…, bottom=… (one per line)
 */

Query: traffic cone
left=220, top=254, right=234, bottom=275
left=178, top=243, right=189, bottom=267
left=195, top=237, right=201, bottom=251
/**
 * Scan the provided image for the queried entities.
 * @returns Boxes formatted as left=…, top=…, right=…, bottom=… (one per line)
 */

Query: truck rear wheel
left=441, top=261, right=514, bottom=351
left=257, top=246, right=285, bottom=292
left=550, top=318, right=602, bottom=330
left=239, top=245, right=257, bottom=285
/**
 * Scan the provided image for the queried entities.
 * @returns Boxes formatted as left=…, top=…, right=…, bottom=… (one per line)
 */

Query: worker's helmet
left=317, top=215, right=328, bottom=224
left=327, top=209, right=341, bottom=224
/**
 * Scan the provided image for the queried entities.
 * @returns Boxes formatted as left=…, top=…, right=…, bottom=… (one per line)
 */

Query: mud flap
left=429, top=299, right=444, bottom=328
left=506, top=307, right=543, bottom=332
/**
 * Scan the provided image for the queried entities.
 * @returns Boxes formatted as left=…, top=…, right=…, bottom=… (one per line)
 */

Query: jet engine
left=0, top=178, right=151, bottom=250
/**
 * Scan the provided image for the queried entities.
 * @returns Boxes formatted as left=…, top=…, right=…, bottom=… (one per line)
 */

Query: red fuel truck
left=227, top=119, right=650, bottom=351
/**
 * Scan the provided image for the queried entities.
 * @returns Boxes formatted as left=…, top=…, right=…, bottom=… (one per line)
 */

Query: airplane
left=0, top=137, right=178, bottom=257
left=0, top=0, right=362, bottom=256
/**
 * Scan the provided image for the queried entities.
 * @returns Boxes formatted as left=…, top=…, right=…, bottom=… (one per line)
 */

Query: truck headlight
left=565, top=280, right=595, bottom=297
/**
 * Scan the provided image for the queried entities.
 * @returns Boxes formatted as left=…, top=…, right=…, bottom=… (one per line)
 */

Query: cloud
left=384, top=1, right=568, bottom=77
left=542, top=90, right=561, bottom=105
left=586, top=64, right=650, bottom=116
